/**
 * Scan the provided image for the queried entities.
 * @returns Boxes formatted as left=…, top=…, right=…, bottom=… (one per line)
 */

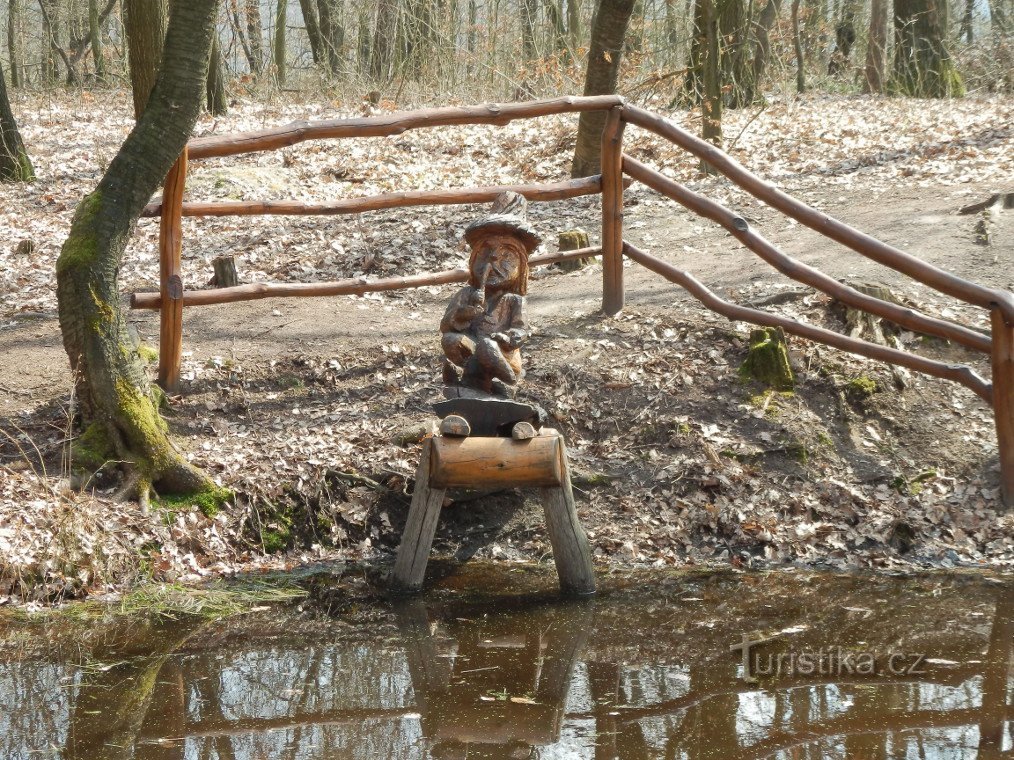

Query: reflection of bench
left=391, top=429, right=595, bottom=595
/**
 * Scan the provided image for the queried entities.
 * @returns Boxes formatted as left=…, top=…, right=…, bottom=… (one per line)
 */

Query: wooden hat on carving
left=463, top=191, right=542, bottom=253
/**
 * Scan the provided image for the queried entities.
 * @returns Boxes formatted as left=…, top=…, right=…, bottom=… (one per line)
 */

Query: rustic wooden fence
left=131, top=95, right=1014, bottom=506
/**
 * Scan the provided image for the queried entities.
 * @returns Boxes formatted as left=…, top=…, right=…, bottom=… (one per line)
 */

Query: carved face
left=468, top=233, right=528, bottom=295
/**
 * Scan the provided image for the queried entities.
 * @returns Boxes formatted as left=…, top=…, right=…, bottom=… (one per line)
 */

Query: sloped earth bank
left=1, top=91, right=1013, bottom=601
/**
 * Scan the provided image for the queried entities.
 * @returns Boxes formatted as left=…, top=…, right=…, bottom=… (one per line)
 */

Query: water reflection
left=1, top=571, right=1011, bottom=759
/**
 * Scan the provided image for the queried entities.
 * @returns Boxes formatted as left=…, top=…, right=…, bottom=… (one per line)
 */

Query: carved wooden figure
left=440, top=192, right=541, bottom=398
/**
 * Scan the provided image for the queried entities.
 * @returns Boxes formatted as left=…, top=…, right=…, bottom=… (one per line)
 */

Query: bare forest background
left=2, top=0, right=1012, bottom=114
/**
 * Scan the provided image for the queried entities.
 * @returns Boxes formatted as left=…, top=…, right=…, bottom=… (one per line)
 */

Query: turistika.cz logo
left=730, top=634, right=928, bottom=683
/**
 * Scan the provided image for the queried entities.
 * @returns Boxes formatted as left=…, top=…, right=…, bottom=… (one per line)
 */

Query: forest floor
left=1, top=89, right=1013, bottom=603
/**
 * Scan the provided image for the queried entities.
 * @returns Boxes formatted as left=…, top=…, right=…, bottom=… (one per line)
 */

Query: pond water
left=1, top=565, right=1011, bottom=759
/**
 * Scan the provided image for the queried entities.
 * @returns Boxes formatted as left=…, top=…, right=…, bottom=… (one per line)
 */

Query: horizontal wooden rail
left=186, top=95, right=624, bottom=160
left=130, top=246, right=601, bottom=310
left=622, top=242, right=992, bottom=403
left=140, top=176, right=617, bottom=218
left=622, top=155, right=992, bottom=354
left=622, top=105, right=1014, bottom=325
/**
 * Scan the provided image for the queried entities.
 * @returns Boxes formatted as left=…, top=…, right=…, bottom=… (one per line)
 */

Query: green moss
left=256, top=500, right=296, bottom=553
left=137, top=343, right=159, bottom=364
left=159, top=485, right=233, bottom=518
left=113, top=377, right=170, bottom=466
left=739, top=327, right=794, bottom=391
left=845, top=375, right=878, bottom=400
left=56, top=191, right=103, bottom=275
left=73, top=421, right=115, bottom=471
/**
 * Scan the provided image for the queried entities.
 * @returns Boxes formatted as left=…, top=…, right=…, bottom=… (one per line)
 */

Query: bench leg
left=539, top=444, right=596, bottom=596
left=392, top=440, right=446, bottom=593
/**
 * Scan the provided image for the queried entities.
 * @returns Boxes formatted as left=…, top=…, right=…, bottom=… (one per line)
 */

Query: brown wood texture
left=131, top=246, right=601, bottom=310
left=429, top=435, right=565, bottom=489
left=622, top=241, right=993, bottom=403
left=623, top=105, right=1014, bottom=324
left=140, top=176, right=612, bottom=218
left=600, top=106, right=626, bottom=316
left=392, top=440, right=447, bottom=592
left=622, top=155, right=992, bottom=354
left=212, top=255, right=238, bottom=287
left=157, top=149, right=187, bottom=392
left=991, top=309, right=1014, bottom=508
left=539, top=440, right=596, bottom=596
left=186, top=95, right=624, bottom=159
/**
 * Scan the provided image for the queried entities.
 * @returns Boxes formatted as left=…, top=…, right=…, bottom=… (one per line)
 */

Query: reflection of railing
left=130, top=96, right=1014, bottom=506
left=124, top=595, right=1012, bottom=760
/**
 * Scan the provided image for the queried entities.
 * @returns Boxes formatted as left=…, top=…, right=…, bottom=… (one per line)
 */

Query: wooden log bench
left=391, top=429, right=596, bottom=596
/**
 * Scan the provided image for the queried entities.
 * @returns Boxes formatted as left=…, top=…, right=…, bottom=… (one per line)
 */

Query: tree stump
left=557, top=229, right=591, bottom=272
left=211, top=255, right=239, bottom=288
left=739, top=326, right=794, bottom=390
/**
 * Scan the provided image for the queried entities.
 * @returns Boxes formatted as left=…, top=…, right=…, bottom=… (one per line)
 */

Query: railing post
left=158, top=147, right=188, bottom=393
left=600, top=106, right=625, bottom=316
left=991, top=308, right=1014, bottom=509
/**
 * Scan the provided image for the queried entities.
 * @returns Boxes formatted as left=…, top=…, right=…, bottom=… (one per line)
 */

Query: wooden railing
left=130, top=95, right=1014, bottom=507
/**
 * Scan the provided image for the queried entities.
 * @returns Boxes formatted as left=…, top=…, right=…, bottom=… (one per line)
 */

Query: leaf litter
left=1, top=90, right=1012, bottom=603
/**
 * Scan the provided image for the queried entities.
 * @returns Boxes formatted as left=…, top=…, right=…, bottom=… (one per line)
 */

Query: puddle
left=1, top=566, right=1011, bottom=758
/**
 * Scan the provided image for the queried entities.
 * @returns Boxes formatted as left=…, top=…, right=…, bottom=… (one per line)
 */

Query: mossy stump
left=740, top=327, right=794, bottom=390
left=557, top=229, right=591, bottom=272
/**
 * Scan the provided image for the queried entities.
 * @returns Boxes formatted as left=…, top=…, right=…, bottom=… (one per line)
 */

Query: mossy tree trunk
left=56, top=0, right=221, bottom=501
left=570, top=0, right=636, bottom=177
left=890, top=0, right=964, bottom=97
left=125, top=0, right=169, bottom=118
left=0, top=60, right=34, bottom=182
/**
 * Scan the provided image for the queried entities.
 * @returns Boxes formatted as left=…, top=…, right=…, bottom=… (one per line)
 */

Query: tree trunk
left=567, top=0, right=581, bottom=51
left=274, top=0, right=287, bottom=82
left=521, top=0, right=539, bottom=60
left=791, top=0, right=805, bottom=91
left=125, top=0, right=169, bottom=118
left=701, top=0, right=723, bottom=155
left=246, top=0, right=264, bottom=73
left=684, top=0, right=752, bottom=108
left=7, top=0, right=22, bottom=88
left=989, top=0, right=1010, bottom=33
left=544, top=0, right=566, bottom=51
left=40, top=0, right=59, bottom=84
left=890, top=0, right=964, bottom=96
left=370, top=0, right=397, bottom=80
left=89, top=0, right=106, bottom=80
left=863, top=0, right=887, bottom=92
left=959, top=0, right=974, bottom=41
left=0, top=60, right=34, bottom=181
left=298, top=0, right=323, bottom=63
left=357, top=5, right=372, bottom=73
left=317, top=0, right=345, bottom=74
left=827, top=0, right=859, bottom=74
left=747, top=0, right=783, bottom=102
left=207, top=33, right=227, bottom=114
left=56, top=0, right=221, bottom=501
left=571, top=0, right=636, bottom=177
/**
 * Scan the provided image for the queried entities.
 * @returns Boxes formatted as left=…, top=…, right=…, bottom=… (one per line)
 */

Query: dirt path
left=2, top=179, right=1009, bottom=412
